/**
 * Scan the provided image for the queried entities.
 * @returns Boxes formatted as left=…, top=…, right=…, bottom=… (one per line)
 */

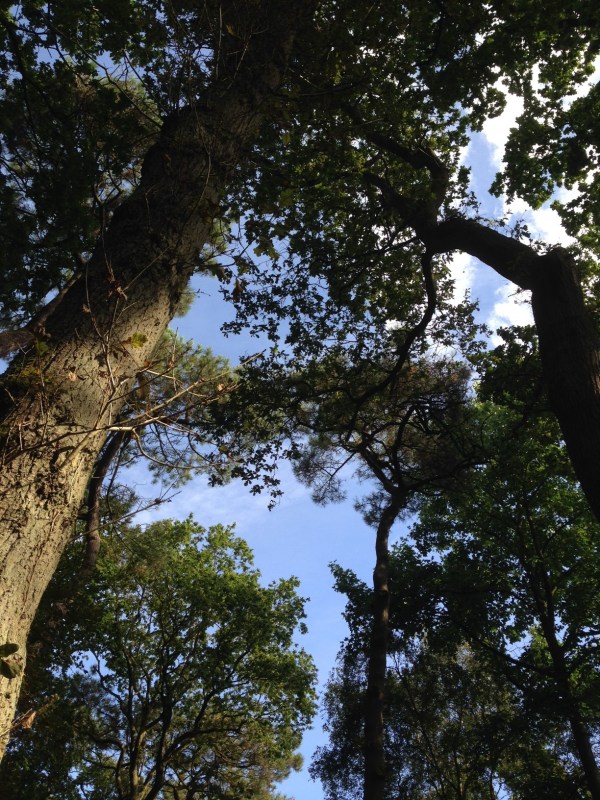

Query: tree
left=219, top=244, right=481, bottom=800
left=229, top=0, right=600, bottom=519
left=0, top=516, right=316, bottom=799
left=287, top=349, right=478, bottom=800
left=306, top=318, right=600, bottom=799
left=410, top=399, right=600, bottom=798
left=2, top=0, right=600, bottom=758
left=314, top=501, right=598, bottom=800
left=0, top=0, right=316, bottom=747
left=222, top=331, right=479, bottom=799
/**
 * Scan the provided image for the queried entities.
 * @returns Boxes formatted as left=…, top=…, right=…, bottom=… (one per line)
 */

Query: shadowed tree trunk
left=0, top=0, right=315, bottom=756
left=357, top=123, right=600, bottom=522
left=363, top=494, right=404, bottom=800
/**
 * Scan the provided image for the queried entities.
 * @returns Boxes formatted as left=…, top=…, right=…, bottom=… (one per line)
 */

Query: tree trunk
left=0, top=0, right=314, bottom=756
left=541, top=617, right=600, bottom=800
left=428, top=218, right=600, bottom=521
left=519, top=528, right=600, bottom=799
left=363, top=496, right=403, bottom=800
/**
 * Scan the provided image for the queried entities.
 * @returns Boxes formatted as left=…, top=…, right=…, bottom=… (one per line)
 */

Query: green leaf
left=279, top=188, right=296, bottom=207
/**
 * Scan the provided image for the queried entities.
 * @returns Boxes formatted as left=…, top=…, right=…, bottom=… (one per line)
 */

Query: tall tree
left=0, top=516, right=316, bottom=799
left=253, top=337, right=476, bottom=800
left=291, top=354, right=476, bottom=800
left=0, top=0, right=315, bottom=748
left=230, top=0, right=600, bottom=519
left=313, top=396, right=600, bottom=799
left=313, top=572, right=581, bottom=800
left=411, top=401, right=600, bottom=798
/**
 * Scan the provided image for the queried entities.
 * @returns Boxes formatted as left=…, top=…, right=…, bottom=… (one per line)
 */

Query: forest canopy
left=1, top=1, right=600, bottom=798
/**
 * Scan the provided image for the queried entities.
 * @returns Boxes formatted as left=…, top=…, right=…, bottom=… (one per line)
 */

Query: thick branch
left=421, top=216, right=600, bottom=518
left=427, top=216, right=538, bottom=288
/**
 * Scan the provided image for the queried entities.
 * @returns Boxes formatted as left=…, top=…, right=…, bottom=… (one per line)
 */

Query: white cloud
left=505, top=185, right=578, bottom=247
left=481, top=90, right=524, bottom=169
left=448, top=251, right=476, bottom=304
left=488, top=283, right=533, bottom=344
left=526, top=205, right=572, bottom=246
left=133, top=460, right=309, bottom=532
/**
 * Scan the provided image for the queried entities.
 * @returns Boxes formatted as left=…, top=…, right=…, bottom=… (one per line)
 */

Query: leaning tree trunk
left=0, top=0, right=314, bottom=756
left=359, top=144, right=600, bottom=522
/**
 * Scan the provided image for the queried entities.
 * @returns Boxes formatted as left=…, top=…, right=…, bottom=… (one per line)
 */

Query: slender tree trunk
left=363, top=495, right=404, bottom=800
left=80, top=431, right=129, bottom=580
left=541, top=622, right=600, bottom=800
left=519, top=527, right=600, bottom=800
left=0, top=0, right=315, bottom=756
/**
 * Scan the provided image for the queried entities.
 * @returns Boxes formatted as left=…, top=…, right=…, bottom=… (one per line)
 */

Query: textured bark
left=363, top=496, right=404, bottom=800
left=426, top=218, right=600, bottom=521
left=0, top=0, right=314, bottom=756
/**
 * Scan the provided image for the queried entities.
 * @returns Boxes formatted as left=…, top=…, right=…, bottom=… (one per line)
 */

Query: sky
left=131, top=68, right=599, bottom=797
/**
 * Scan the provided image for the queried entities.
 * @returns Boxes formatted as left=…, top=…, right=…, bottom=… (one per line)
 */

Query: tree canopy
left=1, top=515, right=316, bottom=799
left=1, top=2, right=600, bottom=798
left=312, top=360, right=600, bottom=799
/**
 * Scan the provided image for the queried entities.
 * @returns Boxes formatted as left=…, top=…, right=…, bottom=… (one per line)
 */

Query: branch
left=344, top=103, right=450, bottom=221
left=80, top=431, right=129, bottom=579
left=354, top=247, right=438, bottom=408
left=0, top=272, right=83, bottom=358
left=426, top=216, right=539, bottom=289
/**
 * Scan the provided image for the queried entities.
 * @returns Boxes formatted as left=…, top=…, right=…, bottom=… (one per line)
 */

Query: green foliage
left=312, top=385, right=600, bottom=798
left=1, top=517, right=316, bottom=799
left=2, top=1, right=600, bottom=794
left=112, top=329, right=286, bottom=494
left=0, top=0, right=272, bottom=329
left=223, top=0, right=600, bottom=349
left=407, top=409, right=600, bottom=794
left=313, top=636, right=567, bottom=800
left=0, top=45, right=159, bottom=325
